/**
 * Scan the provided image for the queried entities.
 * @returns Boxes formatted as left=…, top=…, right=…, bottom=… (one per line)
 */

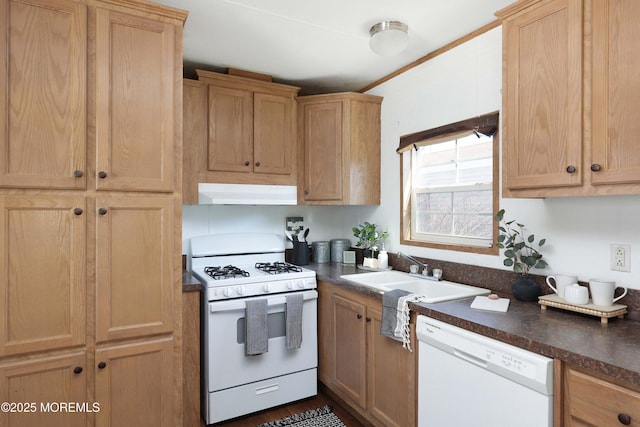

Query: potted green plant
left=495, top=209, right=548, bottom=301
left=352, top=222, right=388, bottom=259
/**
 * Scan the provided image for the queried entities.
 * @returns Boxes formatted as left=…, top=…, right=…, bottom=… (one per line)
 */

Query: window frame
left=399, top=113, right=499, bottom=255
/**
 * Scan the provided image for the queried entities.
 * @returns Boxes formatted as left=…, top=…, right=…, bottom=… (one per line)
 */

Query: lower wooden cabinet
left=318, top=280, right=416, bottom=427
left=563, top=364, right=640, bottom=426
left=95, top=338, right=176, bottom=427
left=0, top=352, right=88, bottom=427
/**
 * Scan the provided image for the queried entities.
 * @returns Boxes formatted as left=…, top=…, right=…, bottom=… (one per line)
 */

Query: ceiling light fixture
left=369, top=20, right=409, bottom=56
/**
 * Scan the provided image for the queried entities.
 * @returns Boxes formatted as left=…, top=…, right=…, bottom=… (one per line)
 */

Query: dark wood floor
left=211, top=389, right=365, bottom=427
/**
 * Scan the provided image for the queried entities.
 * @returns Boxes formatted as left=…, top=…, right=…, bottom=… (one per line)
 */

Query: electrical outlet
left=610, top=244, right=631, bottom=272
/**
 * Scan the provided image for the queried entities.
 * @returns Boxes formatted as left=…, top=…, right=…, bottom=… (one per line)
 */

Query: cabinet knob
left=618, top=413, right=631, bottom=425
left=591, top=164, right=602, bottom=172
left=244, top=161, right=250, bottom=166
left=73, top=366, right=83, bottom=374
left=566, top=165, right=576, bottom=174
left=73, top=170, right=83, bottom=178
left=98, top=171, right=107, bottom=179
left=73, top=208, right=83, bottom=216
left=366, top=317, right=372, bottom=323
left=304, top=190, right=309, bottom=195
left=98, top=208, right=108, bottom=215
left=255, top=162, right=261, bottom=167
left=356, top=314, right=363, bottom=319
left=97, top=362, right=107, bottom=369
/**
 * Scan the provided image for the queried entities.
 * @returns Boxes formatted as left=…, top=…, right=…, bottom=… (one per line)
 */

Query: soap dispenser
left=377, top=244, right=388, bottom=269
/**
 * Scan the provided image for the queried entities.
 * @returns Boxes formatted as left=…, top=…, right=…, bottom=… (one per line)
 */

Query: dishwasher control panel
left=416, top=315, right=553, bottom=395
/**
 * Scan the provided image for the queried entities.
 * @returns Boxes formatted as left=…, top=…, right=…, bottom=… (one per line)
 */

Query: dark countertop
left=182, top=271, right=203, bottom=292
left=306, top=262, right=640, bottom=388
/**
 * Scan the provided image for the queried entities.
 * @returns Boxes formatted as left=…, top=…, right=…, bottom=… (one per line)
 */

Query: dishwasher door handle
left=453, top=349, right=488, bottom=369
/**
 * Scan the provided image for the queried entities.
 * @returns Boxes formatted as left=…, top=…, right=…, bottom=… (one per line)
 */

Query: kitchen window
left=398, top=112, right=499, bottom=254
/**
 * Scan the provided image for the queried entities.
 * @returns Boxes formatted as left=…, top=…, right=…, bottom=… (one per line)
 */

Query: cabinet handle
left=98, top=208, right=107, bottom=215
left=244, top=161, right=250, bottom=166
left=98, top=171, right=107, bottom=179
left=618, top=413, right=631, bottom=425
left=356, top=314, right=363, bottom=319
left=97, top=362, right=107, bottom=369
left=566, top=165, right=576, bottom=174
left=73, top=208, right=83, bottom=216
left=591, top=164, right=602, bottom=172
left=73, top=366, right=83, bottom=374
left=73, top=170, right=83, bottom=178
left=366, top=317, right=371, bottom=323
left=304, top=190, right=309, bottom=195
left=255, top=162, right=261, bottom=167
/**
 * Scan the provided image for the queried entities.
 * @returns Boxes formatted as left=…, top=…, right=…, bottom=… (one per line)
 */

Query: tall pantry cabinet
left=0, top=0, right=187, bottom=426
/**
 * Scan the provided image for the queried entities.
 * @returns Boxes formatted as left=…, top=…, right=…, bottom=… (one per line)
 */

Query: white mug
left=546, top=274, right=578, bottom=299
left=589, top=280, right=627, bottom=307
left=564, top=284, right=589, bottom=305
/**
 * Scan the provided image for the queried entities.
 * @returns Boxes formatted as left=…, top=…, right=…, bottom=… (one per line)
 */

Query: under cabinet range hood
left=198, top=183, right=298, bottom=205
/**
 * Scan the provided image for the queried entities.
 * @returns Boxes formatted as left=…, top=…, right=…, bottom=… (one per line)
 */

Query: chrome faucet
left=397, top=252, right=442, bottom=281
left=397, top=251, right=429, bottom=275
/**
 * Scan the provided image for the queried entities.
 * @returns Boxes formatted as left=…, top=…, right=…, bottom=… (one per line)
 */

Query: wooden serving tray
left=538, top=294, right=627, bottom=324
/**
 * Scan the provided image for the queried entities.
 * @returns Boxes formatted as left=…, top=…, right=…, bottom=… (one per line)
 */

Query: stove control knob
left=287, top=281, right=294, bottom=290
left=223, top=288, right=232, bottom=297
left=237, top=286, right=245, bottom=296
left=296, top=279, right=305, bottom=289
left=263, top=283, right=271, bottom=293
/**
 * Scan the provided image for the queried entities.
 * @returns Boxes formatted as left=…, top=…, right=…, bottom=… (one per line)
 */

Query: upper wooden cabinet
left=497, top=0, right=640, bottom=197
left=297, top=93, right=382, bottom=205
left=94, top=6, right=178, bottom=192
left=0, top=0, right=87, bottom=189
left=182, top=70, right=299, bottom=204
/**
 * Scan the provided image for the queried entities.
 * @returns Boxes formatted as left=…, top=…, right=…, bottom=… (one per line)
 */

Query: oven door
left=205, top=290, right=318, bottom=392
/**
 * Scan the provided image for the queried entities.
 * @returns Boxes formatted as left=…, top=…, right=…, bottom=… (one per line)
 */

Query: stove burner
left=204, top=265, right=250, bottom=280
left=255, top=262, right=303, bottom=275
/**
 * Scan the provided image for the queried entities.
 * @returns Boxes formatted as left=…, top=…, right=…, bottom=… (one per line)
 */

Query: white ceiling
left=151, top=0, right=513, bottom=95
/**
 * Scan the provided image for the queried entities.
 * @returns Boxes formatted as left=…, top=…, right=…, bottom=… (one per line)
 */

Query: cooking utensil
left=303, top=228, right=310, bottom=241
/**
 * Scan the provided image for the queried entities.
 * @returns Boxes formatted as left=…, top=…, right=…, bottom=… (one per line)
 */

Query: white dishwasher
left=416, top=315, right=553, bottom=427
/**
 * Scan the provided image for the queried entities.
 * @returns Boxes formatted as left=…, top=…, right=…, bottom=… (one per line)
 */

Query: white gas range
left=188, top=233, right=318, bottom=425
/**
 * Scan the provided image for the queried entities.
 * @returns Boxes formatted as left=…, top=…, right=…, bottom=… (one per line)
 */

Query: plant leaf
left=497, top=234, right=506, bottom=242
left=528, top=234, right=535, bottom=243
left=504, top=259, right=514, bottom=267
left=539, top=239, right=546, bottom=246
left=504, top=249, right=515, bottom=258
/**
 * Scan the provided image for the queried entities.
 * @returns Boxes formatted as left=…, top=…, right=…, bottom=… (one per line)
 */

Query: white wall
left=365, top=26, right=640, bottom=290
left=183, top=26, right=640, bottom=289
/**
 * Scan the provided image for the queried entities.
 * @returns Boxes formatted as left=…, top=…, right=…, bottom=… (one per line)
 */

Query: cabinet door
left=207, top=85, right=253, bottom=173
left=0, top=196, right=86, bottom=356
left=0, top=352, right=87, bottom=427
left=254, top=92, right=293, bottom=175
left=95, top=338, right=174, bottom=427
left=564, top=366, right=640, bottom=427
left=301, top=101, right=343, bottom=201
left=503, top=0, right=583, bottom=190
left=591, top=0, right=640, bottom=185
left=367, top=307, right=416, bottom=427
left=95, top=197, right=174, bottom=342
left=331, top=293, right=367, bottom=409
left=95, top=7, right=176, bottom=192
left=0, top=0, right=86, bottom=189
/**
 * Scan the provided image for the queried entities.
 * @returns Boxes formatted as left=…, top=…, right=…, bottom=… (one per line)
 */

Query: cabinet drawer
left=565, top=367, right=640, bottom=426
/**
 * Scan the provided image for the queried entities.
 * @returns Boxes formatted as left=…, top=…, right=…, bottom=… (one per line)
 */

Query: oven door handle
left=209, top=290, right=318, bottom=313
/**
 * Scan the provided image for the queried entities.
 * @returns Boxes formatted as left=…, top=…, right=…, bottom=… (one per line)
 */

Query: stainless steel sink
left=339, top=270, right=490, bottom=303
